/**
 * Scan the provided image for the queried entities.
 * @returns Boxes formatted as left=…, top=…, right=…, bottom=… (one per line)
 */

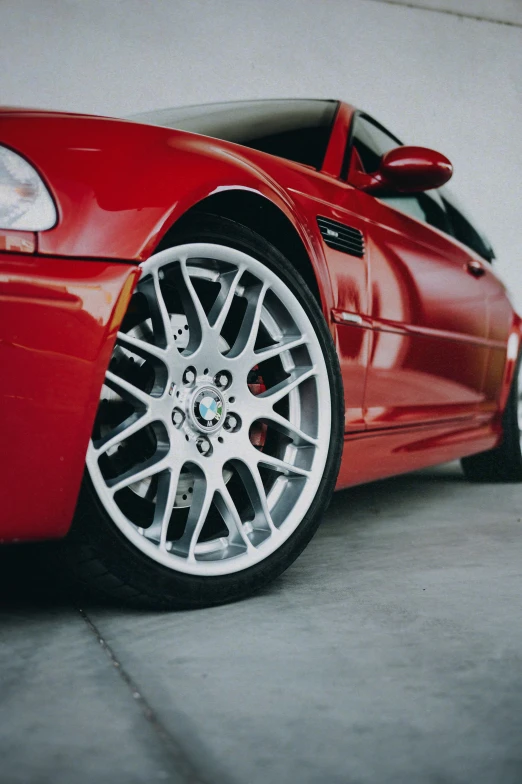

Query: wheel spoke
left=228, top=281, right=269, bottom=358
left=116, top=330, right=167, bottom=362
left=253, top=334, right=307, bottom=363
left=177, top=257, right=210, bottom=350
left=208, top=265, right=245, bottom=333
left=107, top=451, right=170, bottom=494
left=105, top=370, right=152, bottom=408
left=93, top=411, right=152, bottom=455
left=139, top=272, right=175, bottom=349
left=142, top=465, right=182, bottom=547
left=257, top=365, right=317, bottom=406
left=258, top=411, right=318, bottom=447
left=233, top=460, right=278, bottom=534
left=171, top=473, right=214, bottom=559
left=214, top=482, right=254, bottom=551
left=256, top=451, right=311, bottom=478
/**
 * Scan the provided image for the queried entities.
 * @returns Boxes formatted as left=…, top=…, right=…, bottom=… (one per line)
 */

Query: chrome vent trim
left=317, top=216, right=365, bottom=258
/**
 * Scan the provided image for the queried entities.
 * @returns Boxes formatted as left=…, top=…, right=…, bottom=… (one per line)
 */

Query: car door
left=441, top=191, right=512, bottom=414
left=346, top=114, right=492, bottom=430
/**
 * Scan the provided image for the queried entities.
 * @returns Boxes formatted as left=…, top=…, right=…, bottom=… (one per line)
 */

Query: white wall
left=370, top=0, right=522, bottom=25
left=1, top=0, right=521, bottom=306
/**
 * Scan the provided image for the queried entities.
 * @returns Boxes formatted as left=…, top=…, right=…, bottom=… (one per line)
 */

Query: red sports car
left=1, top=99, right=520, bottom=608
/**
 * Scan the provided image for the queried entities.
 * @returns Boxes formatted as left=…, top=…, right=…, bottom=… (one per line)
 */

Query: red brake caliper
left=247, top=366, right=267, bottom=449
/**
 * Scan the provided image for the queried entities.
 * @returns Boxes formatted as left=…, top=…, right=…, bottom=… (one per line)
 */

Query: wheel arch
left=152, top=189, right=326, bottom=313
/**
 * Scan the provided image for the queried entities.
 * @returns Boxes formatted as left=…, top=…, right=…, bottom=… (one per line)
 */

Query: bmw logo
left=192, top=387, right=225, bottom=432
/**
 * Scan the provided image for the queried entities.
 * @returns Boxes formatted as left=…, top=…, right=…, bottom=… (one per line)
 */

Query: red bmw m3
left=1, top=99, right=519, bottom=607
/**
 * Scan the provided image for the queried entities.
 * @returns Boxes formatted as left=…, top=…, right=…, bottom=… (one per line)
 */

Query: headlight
left=0, top=145, right=56, bottom=231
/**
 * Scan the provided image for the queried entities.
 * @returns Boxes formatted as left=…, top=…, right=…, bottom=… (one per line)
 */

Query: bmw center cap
left=192, top=387, right=225, bottom=432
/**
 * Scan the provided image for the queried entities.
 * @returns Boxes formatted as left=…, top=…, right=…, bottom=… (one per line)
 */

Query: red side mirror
left=380, top=146, right=453, bottom=192
left=350, top=145, right=453, bottom=193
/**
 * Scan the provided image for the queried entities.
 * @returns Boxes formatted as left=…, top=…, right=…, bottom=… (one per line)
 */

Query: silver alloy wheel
left=86, top=243, right=331, bottom=576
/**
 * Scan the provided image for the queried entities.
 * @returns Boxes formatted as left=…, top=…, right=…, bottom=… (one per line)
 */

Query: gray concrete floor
left=1, top=462, right=522, bottom=784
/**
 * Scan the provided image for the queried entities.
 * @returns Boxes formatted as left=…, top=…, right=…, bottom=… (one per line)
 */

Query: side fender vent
left=317, top=216, right=365, bottom=258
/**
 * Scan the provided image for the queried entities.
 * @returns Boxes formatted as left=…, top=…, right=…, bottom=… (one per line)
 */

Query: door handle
left=466, top=260, right=485, bottom=278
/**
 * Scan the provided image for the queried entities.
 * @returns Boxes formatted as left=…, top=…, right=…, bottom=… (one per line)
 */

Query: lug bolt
left=183, top=367, right=196, bottom=385
left=226, top=415, right=237, bottom=430
left=214, top=370, right=231, bottom=390
left=196, top=437, right=212, bottom=456
left=224, top=413, right=240, bottom=432
left=171, top=408, right=185, bottom=427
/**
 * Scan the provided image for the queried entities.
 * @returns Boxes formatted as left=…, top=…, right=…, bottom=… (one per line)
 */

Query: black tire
left=63, top=214, right=344, bottom=608
left=461, top=353, right=522, bottom=482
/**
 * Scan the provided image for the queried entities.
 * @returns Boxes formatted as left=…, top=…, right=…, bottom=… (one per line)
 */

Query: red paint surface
left=0, top=253, right=139, bottom=540
left=377, top=146, right=453, bottom=193
left=336, top=420, right=502, bottom=491
left=0, top=104, right=518, bottom=542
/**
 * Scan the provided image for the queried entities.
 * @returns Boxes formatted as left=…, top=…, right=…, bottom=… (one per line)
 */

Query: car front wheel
left=66, top=215, right=344, bottom=608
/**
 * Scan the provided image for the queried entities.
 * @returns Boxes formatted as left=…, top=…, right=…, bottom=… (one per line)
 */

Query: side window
left=351, top=115, right=400, bottom=173
left=349, top=114, right=454, bottom=237
left=441, top=193, right=495, bottom=262
left=382, top=191, right=454, bottom=237
left=378, top=195, right=426, bottom=223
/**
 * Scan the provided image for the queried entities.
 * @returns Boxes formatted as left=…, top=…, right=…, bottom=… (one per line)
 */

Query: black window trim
left=340, top=110, right=403, bottom=181
left=317, top=99, right=341, bottom=172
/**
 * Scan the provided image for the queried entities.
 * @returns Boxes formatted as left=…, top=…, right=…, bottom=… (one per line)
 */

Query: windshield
left=129, top=99, right=338, bottom=170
